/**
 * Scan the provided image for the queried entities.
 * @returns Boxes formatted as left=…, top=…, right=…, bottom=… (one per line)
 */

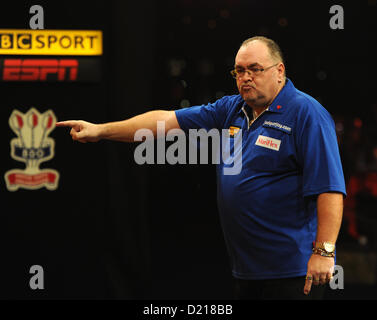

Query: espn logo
left=2, top=59, right=78, bottom=81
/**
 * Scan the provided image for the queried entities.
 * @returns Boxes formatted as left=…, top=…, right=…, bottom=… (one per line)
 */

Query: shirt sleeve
left=296, top=101, right=347, bottom=197
left=174, top=96, right=232, bottom=133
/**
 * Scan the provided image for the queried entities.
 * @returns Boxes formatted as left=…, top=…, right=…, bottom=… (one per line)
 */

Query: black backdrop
left=1, top=0, right=376, bottom=299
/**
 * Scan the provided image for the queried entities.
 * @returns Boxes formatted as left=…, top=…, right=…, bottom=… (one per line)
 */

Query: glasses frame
left=230, top=63, right=279, bottom=79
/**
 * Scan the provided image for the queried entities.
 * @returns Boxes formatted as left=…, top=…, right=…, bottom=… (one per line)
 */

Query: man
left=57, top=36, right=346, bottom=299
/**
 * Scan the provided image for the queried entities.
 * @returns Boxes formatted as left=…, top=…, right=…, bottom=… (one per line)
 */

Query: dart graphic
left=27, top=110, right=38, bottom=167
left=4, top=108, right=60, bottom=191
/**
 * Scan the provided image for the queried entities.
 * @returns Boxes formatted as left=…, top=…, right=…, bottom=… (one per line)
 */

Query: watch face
left=324, top=242, right=335, bottom=252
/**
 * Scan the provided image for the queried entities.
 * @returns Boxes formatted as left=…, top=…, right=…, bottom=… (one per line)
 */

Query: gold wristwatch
left=314, top=241, right=335, bottom=253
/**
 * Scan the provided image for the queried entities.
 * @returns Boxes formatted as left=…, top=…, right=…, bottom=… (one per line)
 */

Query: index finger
left=56, top=120, right=79, bottom=128
left=303, top=275, right=313, bottom=295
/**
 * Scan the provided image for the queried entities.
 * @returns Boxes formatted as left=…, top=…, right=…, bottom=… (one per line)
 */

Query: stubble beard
left=242, top=91, right=268, bottom=109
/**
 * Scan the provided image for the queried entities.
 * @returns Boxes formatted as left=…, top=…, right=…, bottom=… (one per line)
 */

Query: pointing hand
left=56, top=120, right=101, bottom=143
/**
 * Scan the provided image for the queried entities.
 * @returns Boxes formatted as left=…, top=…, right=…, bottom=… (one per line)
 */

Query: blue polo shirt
left=175, top=78, right=346, bottom=280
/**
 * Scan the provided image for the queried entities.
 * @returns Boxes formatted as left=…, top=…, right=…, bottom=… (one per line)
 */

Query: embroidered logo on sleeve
left=255, top=135, right=281, bottom=151
left=228, top=126, right=240, bottom=137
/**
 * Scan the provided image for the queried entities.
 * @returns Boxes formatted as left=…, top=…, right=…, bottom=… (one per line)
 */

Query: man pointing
left=57, top=36, right=346, bottom=299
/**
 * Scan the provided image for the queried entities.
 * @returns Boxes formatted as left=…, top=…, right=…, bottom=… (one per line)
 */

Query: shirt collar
left=237, top=78, right=295, bottom=116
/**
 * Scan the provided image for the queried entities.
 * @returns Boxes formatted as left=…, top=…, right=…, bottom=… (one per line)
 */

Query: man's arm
left=303, top=192, right=343, bottom=295
left=56, top=110, right=180, bottom=143
left=316, top=192, right=343, bottom=243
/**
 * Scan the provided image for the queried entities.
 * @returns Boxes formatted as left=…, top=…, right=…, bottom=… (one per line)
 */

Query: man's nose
left=240, top=70, right=253, bottom=81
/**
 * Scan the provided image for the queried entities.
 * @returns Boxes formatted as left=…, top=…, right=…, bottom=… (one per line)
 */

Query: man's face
left=234, top=41, right=284, bottom=108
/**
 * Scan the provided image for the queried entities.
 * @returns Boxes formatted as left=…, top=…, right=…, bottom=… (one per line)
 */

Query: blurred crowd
left=335, top=103, right=377, bottom=249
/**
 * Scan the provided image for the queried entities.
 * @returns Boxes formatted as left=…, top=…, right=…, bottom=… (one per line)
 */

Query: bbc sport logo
left=0, top=29, right=103, bottom=56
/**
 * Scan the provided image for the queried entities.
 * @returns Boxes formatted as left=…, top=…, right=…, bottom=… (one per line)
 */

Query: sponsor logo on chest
left=263, top=120, right=292, bottom=134
left=255, top=135, right=281, bottom=151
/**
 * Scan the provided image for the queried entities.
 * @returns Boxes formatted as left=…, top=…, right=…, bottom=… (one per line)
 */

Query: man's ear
left=277, top=63, right=285, bottom=82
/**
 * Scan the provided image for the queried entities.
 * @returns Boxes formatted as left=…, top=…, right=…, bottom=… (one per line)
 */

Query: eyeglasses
left=230, top=63, right=279, bottom=79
